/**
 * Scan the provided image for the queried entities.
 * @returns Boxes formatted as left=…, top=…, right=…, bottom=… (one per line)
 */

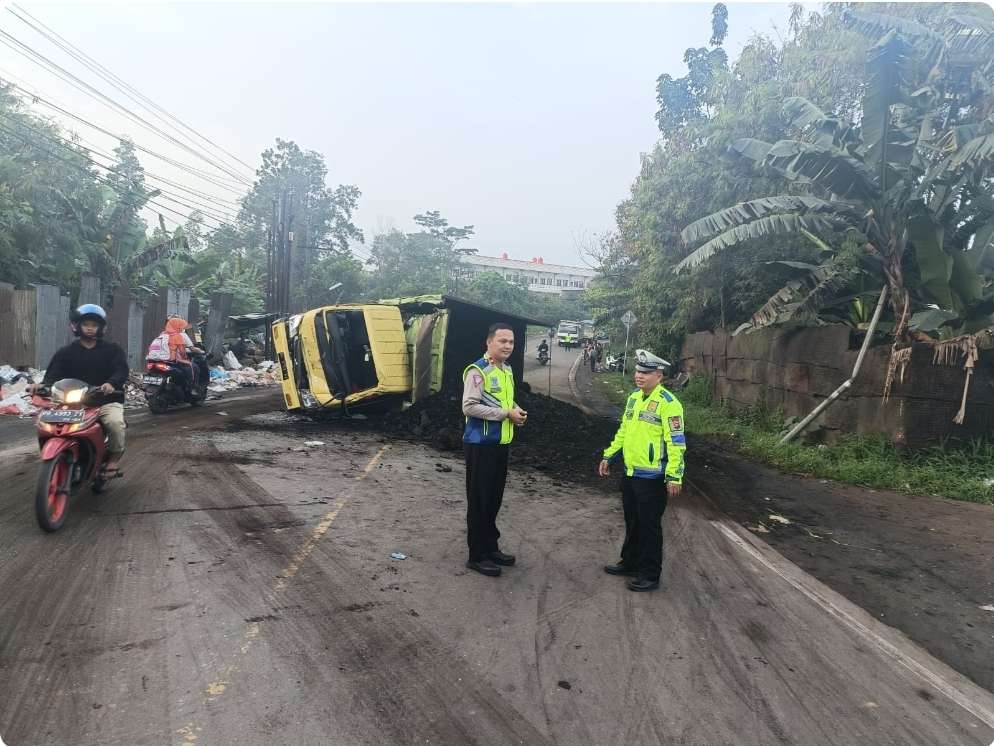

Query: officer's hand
left=508, top=407, right=528, bottom=426
left=98, top=383, right=115, bottom=395
left=598, top=459, right=610, bottom=477
left=667, top=482, right=682, bottom=497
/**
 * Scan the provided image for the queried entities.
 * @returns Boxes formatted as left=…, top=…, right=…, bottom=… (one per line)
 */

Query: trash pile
left=207, top=359, right=279, bottom=393
left=0, top=365, right=42, bottom=416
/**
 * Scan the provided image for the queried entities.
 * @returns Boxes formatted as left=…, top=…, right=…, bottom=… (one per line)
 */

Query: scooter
left=537, top=348, right=550, bottom=366
left=32, top=379, right=117, bottom=532
left=143, top=353, right=209, bottom=414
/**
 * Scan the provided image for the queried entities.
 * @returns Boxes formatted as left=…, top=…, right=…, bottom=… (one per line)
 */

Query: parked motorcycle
left=142, top=353, right=209, bottom=414
left=32, top=379, right=117, bottom=532
left=606, top=354, right=622, bottom=372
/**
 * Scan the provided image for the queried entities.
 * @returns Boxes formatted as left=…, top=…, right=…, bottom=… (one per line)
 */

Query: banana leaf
left=765, top=140, right=880, bottom=201
left=680, top=195, right=843, bottom=244
left=675, top=213, right=841, bottom=272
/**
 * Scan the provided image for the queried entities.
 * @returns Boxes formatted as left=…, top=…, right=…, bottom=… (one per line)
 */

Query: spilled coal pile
left=228, top=384, right=622, bottom=485
left=380, top=386, right=619, bottom=483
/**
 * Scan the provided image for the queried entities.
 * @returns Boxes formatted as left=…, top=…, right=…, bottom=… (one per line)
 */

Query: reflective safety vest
left=603, top=384, right=686, bottom=483
left=463, top=356, right=515, bottom=445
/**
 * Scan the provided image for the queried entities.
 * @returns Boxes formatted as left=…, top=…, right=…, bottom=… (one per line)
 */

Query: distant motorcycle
left=142, top=352, right=209, bottom=414
left=32, top=380, right=118, bottom=532
left=537, top=348, right=550, bottom=366
left=606, top=354, right=622, bottom=372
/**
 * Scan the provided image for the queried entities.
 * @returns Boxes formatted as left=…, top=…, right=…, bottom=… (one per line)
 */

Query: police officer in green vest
left=461, top=322, right=528, bottom=577
left=599, top=349, right=686, bottom=592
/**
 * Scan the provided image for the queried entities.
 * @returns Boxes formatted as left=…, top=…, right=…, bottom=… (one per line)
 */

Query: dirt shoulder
left=572, top=362, right=994, bottom=693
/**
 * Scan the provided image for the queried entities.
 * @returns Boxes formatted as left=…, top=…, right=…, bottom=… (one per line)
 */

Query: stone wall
left=680, top=325, right=994, bottom=448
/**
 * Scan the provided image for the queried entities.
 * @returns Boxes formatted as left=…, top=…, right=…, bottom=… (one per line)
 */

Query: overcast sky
left=2, top=2, right=794, bottom=265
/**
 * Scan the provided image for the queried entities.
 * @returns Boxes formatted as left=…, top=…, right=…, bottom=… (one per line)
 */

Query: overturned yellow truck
left=271, top=295, right=549, bottom=413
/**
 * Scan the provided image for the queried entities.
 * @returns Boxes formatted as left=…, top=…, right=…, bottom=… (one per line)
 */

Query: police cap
left=634, top=349, right=670, bottom=373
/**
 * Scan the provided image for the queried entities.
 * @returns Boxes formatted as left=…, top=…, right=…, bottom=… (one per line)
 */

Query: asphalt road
left=1, top=380, right=993, bottom=744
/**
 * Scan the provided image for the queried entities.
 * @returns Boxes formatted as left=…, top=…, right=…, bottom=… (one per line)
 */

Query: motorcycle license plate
left=143, top=375, right=165, bottom=385
left=41, top=409, right=85, bottom=424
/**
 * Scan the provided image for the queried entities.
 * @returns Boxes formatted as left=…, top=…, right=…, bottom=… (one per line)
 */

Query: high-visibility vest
left=462, top=356, right=515, bottom=445
left=603, top=384, right=686, bottom=483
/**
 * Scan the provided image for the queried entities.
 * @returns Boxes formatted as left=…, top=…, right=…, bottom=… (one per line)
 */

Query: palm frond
left=843, top=9, right=944, bottom=49
left=750, top=258, right=859, bottom=329
left=680, top=196, right=845, bottom=244
left=781, top=97, right=847, bottom=147
left=764, top=140, right=880, bottom=201
left=726, top=138, right=774, bottom=165
left=674, top=213, right=841, bottom=273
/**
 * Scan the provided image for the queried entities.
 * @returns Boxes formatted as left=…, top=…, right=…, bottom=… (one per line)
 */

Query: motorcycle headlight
left=64, top=389, right=85, bottom=404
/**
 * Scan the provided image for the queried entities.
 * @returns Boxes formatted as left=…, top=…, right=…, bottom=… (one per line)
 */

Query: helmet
left=70, top=303, right=107, bottom=337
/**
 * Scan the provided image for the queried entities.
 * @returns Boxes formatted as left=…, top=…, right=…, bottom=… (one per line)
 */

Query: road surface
left=0, top=382, right=992, bottom=744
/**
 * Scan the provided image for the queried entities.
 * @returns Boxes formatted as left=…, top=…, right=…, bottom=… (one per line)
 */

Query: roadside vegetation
left=594, top=371, right=994, bottom=505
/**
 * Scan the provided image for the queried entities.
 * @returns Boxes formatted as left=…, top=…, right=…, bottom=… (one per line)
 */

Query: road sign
left=621, top=310, right=637, bottom=328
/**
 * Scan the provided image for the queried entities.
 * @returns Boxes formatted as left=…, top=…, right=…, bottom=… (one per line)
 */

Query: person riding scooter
left=34, top=304, right=128, bottom=478
left=150, top=317, right=206, bottom=388
left=536, top=338, right=550, bottom=365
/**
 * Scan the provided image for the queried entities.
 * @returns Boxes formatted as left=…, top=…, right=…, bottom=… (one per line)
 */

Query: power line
left=0, top=26, right=254, bottom=188
left=0, top=74, right=249, bottom=196
left=0, top=113, right=242, bottom=221
left=0, top=114, right=238, bottom=223
left=0, top=119, right=231, bottom=230
left=7, top=4, right=257, bottom=179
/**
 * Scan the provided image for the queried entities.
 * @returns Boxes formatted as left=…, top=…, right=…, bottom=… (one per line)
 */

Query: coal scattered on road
left=227, top=388, right=621, bottom=486
left=380, top=389, right=620, bottom=484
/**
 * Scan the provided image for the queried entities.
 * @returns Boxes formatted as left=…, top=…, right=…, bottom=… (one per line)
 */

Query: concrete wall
left=680, top=326, right=994, bottom=449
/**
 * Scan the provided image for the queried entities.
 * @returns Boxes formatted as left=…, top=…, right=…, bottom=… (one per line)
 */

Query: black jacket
left=43, top=340, right=129, bottom=404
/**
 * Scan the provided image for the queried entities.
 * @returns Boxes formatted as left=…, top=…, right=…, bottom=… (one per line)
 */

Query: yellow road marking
left=176, top=445, right=389, bottom=745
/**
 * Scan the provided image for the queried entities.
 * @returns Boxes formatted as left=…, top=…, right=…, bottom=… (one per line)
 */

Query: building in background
left=458, top=252, right=598, bottom=297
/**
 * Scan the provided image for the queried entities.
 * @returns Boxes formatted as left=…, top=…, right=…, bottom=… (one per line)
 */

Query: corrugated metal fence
left=0, top=276, right=199, bottom=371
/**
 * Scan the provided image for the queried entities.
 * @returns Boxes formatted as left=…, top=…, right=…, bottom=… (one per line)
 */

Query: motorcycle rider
left=35, top=304, right=128, bottom=477
left=160, top=316, right=206, bottom=390
left=537, top=338, right=549, bottom=358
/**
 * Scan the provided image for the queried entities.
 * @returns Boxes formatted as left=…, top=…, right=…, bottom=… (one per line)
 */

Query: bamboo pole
left=778, top=285, right=889, bottom=445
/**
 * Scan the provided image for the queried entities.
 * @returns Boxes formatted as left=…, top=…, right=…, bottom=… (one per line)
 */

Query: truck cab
left=556, top=320, right=580, bottom=349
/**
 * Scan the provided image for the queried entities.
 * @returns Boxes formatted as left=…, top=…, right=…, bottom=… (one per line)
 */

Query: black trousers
left=619, top=476, right=669, bottom=581
left=464, top=443, right=509, bottom=561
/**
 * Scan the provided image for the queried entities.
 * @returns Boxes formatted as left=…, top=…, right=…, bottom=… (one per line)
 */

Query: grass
left=594, top=371, right=994, bottom=505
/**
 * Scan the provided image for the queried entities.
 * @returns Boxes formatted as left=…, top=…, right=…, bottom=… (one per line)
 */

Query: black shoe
left=489, top=551, right=516, bottom=566
left=627, top=577, right=660, bottom=592
left=604, top=563, right=639, bottom=576
left=466, top=559, right=502, bottom=577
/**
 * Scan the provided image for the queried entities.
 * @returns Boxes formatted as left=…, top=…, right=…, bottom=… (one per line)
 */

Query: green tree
left=366, top=211, right=475, bottom=299
left=676, top=7, right=994, bottom=339
left=240, top=139, right=363, bottom=309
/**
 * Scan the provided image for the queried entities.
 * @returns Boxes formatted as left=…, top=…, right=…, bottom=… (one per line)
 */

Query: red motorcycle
left=32, top=379, right=117, bottom=532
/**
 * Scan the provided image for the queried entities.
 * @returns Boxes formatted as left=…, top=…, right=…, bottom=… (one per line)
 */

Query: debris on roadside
left=207, top=361, right=280, bottom=392
left=304, top=441, right=326, bottom=447
left=390, top=552, right=408, bottom=561
left=0, top=367, right=42, bottom=416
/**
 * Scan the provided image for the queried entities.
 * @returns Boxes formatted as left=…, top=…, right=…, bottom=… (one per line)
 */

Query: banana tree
left=676, top=8, right=994, bottom=340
